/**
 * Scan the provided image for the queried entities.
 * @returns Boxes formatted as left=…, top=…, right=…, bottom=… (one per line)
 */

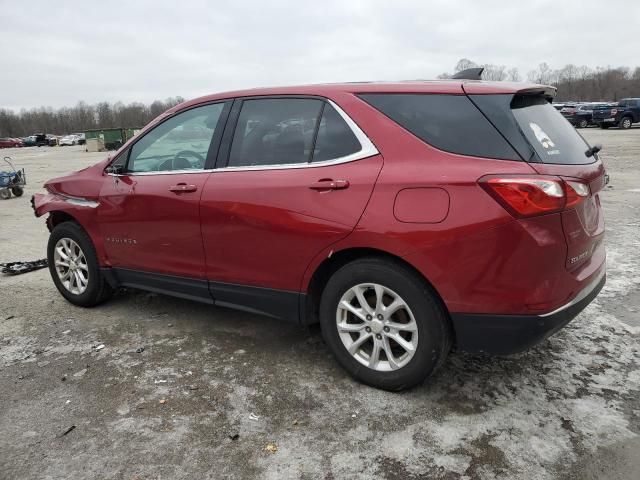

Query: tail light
left=479, top=175, right=590, bottom=218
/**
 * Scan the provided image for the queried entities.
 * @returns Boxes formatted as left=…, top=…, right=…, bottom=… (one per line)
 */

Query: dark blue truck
left=592, top=98, right=640, bottom=129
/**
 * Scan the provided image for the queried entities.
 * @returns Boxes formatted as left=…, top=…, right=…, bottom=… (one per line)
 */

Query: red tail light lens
left=479, top=176, right=589, bottom=217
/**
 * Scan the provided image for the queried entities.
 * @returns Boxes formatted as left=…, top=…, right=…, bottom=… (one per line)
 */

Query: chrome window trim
left=107, top=168, right=210, bottom=177
left=106, top=99, right=379, bottom=177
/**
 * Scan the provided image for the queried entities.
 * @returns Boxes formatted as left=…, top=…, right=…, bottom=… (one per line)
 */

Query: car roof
left=174, top=80, right=555, bottom=111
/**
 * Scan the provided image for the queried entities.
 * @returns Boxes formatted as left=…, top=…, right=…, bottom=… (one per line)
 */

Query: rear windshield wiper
left=585, top=144, right=602, bottom=158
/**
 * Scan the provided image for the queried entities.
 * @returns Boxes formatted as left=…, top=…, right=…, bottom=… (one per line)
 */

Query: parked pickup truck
left=592, top=98, right=640, bottom=129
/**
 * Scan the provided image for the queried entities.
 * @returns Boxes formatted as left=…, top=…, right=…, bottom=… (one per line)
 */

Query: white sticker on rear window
left=529, top=122, right=557, bottom=153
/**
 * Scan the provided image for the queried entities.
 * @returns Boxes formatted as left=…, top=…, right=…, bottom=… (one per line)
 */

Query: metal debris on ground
left=135, top=347, right=145, bottom=353
left=0, top=259, right=48, bottom=275
left=228, top=433, right=240, bottom=441
left=249, top=413, right=260, bottom=421
left=58, top=425, right=76, bottom=437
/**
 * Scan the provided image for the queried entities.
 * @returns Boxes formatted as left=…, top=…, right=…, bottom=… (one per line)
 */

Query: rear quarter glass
left=357, top=93, right=521, bottom=161
left=472, top=94, right=595, bottom=166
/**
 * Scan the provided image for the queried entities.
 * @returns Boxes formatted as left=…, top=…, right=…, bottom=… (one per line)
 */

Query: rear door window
left=312, top=103, right=362, bottom=162
left=228, top=98, right=323, bottom=167
left=358, top=93, right=520, bottom=161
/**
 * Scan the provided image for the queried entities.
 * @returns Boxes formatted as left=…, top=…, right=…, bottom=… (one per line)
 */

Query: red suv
left=32, top=79, right=606, bottom=390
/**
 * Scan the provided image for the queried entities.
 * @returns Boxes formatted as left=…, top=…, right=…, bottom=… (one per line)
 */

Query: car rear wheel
left=619, top=117, right=632, bottom=129
left=319, top=257, right=451, bottom=391
left=48, top=222, right=113, bottom=307
left=578, top=119, right=588, bottom=129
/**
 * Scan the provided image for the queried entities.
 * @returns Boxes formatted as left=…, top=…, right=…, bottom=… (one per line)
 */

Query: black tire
left=11, top=186, right=23, bottom=197
left=577, top=119, right=588, bottom=129
left=619, top=116, right=632, bottom=129
left=319, top=257, right=452, bottom=391
left=47, top=221, right=113, bottom=307
left=0, top=189, right=11, bottom=200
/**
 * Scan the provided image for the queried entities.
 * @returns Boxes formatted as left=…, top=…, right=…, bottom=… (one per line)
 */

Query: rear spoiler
left=516, top=86, right=557, bottom=101
left=462, top=82, right=557, bottom=100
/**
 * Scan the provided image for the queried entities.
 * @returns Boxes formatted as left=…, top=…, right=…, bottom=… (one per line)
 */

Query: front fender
left=31, top=192, right=108, bottom=265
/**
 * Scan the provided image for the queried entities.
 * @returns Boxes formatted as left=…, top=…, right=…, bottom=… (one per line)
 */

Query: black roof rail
left=451, top=67, right=484, bottom=80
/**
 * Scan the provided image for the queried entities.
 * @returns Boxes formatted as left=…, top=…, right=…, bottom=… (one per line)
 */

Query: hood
left=44, top=157, right=111, bottom=199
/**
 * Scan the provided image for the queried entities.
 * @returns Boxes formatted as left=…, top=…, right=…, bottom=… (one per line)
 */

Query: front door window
left=127, top=103, right=225, bottom=173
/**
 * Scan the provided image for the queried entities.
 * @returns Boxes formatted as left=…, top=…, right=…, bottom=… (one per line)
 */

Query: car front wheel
left=619, top=117, right=632, bottom=129
left=48, top=222, right=113, bottom=307
left=319, top=258, right=451, bottom=391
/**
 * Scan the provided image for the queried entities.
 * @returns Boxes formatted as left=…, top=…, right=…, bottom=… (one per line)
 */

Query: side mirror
left=106, top=164, right=125, bottom=175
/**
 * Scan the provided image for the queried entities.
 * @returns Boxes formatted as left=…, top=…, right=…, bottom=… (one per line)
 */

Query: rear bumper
left=450, top=269, right=606, bottom=355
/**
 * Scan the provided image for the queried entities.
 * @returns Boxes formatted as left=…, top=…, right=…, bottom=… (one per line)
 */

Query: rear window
left=471, top=94, right=594, bottom=165
left=510, top=96, right=593, bottom=165
left=358, top=93, right=521, bottom=161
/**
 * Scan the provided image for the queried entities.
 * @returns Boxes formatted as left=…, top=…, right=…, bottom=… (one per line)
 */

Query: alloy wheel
left=336, top=283, right=418, bottom=371
left=53, top=238, right=89, bottom=295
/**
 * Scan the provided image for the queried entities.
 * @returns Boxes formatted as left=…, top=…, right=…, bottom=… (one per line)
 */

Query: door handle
left=169, top=183, right=198, bottom=193
left=309, top=179, right=350, bottom=191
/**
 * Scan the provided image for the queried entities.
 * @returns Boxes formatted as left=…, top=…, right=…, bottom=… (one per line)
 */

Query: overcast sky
left=1, top=0, right=638, bottom=110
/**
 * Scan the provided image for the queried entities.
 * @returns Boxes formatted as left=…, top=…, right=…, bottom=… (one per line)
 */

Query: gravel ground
left=1, top=128, right=638, bottom=480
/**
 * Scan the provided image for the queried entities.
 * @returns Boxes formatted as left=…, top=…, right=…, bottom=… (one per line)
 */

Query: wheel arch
left=47, top=210, right=80, bottom=231
left=302, top=247, right=451, bottom=329
left=44, top=209, right=108, bottom=265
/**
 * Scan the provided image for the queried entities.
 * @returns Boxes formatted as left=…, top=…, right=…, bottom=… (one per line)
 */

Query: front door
left=98, top=102, right=229, bottom=279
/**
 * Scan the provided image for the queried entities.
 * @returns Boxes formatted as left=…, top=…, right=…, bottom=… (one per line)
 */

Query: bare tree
left=482, top=64, right=507, bottom=81
left=0, top=97, right=185, bottom=137
left=455, top=58, right=478, bottom=73
left=507, top=67, right=521, bottom=82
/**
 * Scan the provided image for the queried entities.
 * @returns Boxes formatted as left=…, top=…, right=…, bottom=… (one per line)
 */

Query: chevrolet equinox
left=33, top=76, right=606, bottom=390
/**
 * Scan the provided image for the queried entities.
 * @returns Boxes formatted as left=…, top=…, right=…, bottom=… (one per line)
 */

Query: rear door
left=200, top=96, right=382, bottom=292
left=98, top=102, right=229, bottom=279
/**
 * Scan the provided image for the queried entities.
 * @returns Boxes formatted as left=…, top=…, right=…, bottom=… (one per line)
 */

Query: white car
left=59, top=135, right=79, bottom=146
